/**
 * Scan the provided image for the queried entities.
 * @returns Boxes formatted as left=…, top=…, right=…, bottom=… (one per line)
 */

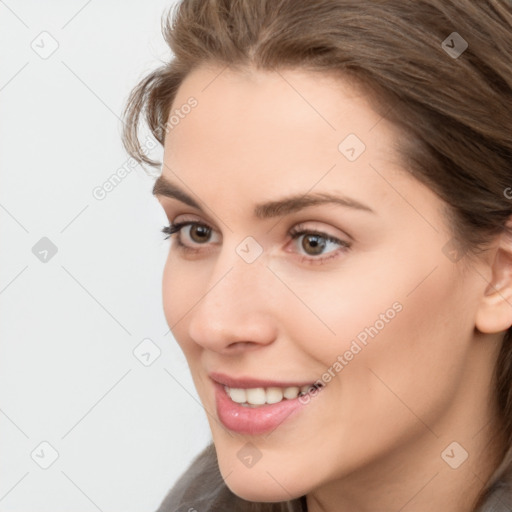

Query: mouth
left=210, top=372, right=325, bottom=435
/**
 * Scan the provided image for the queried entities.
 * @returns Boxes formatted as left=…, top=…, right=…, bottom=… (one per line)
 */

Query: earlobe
left=475, top=225, right=512, bottom=334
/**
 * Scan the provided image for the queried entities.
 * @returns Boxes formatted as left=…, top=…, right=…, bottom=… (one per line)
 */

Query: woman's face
left=155, top=64, right=497, bottom=504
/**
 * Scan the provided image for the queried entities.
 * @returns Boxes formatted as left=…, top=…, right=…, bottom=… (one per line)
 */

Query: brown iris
left=301, top=234, right=327, bottom=255
left=189, top=225, right=211, bottom=243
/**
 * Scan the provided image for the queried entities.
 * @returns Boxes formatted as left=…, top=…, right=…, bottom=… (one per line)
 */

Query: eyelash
left=160, top=221, right=351, bottom=265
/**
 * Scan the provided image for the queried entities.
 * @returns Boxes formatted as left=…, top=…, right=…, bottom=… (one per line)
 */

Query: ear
left=475, top=221, right=512, bottom=334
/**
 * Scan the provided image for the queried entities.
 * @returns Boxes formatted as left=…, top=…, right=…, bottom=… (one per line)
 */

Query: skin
left=154, top=63, right=511, bottom=511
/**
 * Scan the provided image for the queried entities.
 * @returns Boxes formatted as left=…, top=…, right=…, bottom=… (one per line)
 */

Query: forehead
left=165, top=65, right=400, bottom=181
left=168, top=64, right=382, bottom=138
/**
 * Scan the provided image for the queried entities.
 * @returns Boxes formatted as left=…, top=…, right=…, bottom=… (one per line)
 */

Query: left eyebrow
left=152, top=174, right=375, bottom=219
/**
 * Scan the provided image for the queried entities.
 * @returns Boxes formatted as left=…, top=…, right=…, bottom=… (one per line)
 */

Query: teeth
left=300, top=385, right=312, bottom=395
left=283, top=386, right=299, bottom=398
left=246, top=388, right=266, bottom=405
left=224, top=383, right=320, bottom=406
left=266, top=387, right=284, bottom=404
left=228, top=388, right=247, bottom=404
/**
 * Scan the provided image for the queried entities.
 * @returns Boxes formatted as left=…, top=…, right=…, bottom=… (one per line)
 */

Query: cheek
left=280, top=247, right=473, bottom=424
left=362, top=264, right=473, bottom=408
left=161, top=252, right=203, bottom=346
left=268, top=254, right=407, bottom=367
left=327, top=258, right=471, bottom=432
left=279, top=245, right=467, bottom=357
left=162, top=254, right=180, bottom=328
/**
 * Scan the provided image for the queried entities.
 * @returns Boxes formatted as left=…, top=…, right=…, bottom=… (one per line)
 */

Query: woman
left=122, top=1, right=512, bottom=510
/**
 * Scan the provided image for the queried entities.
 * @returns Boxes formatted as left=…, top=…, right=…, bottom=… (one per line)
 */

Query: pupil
left=303, top=235, right=326, bottom=255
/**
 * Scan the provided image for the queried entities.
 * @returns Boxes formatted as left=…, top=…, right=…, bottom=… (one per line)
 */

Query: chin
left=216, top=454, right=309, bottom=503
left=224, top=477, right=298, bottom=503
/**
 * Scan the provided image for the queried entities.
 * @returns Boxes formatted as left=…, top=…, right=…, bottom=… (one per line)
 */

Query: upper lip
left=209, top=371, right=321, bottom=389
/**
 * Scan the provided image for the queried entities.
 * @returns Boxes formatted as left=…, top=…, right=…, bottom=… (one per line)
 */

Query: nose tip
left=187, top=258, right=278, bottom=354
left=188, top=295, right=278, bottom=354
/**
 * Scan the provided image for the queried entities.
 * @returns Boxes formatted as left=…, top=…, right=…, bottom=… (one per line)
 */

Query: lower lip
left=213, top=381, right=313, bottom=435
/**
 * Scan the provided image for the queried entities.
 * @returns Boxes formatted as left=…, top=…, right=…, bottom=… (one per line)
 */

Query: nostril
left=226, top=340, right=260, bottom=352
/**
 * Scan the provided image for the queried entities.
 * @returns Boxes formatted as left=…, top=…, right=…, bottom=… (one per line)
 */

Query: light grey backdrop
left=0, top=1, right=212, bottom=510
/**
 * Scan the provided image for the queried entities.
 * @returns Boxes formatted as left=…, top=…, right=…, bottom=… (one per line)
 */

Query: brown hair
left=122, top=1, right=512, bottom=510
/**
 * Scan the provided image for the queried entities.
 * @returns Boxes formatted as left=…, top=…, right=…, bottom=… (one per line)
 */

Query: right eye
left=161, top=221, right=220, bottom=251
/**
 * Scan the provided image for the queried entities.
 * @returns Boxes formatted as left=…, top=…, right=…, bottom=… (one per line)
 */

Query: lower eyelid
left=296, top=250, right=344, bottom=265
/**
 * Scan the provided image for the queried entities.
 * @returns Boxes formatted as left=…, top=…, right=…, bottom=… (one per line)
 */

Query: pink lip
left=210, top=373, right=323, bottom=435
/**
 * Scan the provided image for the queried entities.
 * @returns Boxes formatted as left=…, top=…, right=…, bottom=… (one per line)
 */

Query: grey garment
left=475, top=479, right=512, bottom=512
left=156, top=442, right=512, bottom=512
left=155, top=442, right=306, bottom=512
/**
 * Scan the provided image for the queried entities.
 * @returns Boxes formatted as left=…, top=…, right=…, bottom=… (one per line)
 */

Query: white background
left=0, top=1, right=212, bottom=510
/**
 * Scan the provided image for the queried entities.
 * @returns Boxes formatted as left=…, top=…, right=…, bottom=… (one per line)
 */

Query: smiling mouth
left=212, top=376, right=325, bottom=435
left=224, top=383, right=324, bottom=407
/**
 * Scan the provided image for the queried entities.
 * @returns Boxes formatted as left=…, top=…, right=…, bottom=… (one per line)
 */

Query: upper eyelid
left=160, top=202, right=223, bottom=231
left=172, top=219, right=345, bottom=238
left=169, top=212, right=349, bottom=234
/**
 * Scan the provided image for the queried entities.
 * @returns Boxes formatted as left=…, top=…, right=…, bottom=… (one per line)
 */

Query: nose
left=187, top=248, right=278, bottom=354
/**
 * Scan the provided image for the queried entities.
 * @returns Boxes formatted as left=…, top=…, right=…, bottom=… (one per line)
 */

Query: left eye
left=289, top=229, right=350, bottom=258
